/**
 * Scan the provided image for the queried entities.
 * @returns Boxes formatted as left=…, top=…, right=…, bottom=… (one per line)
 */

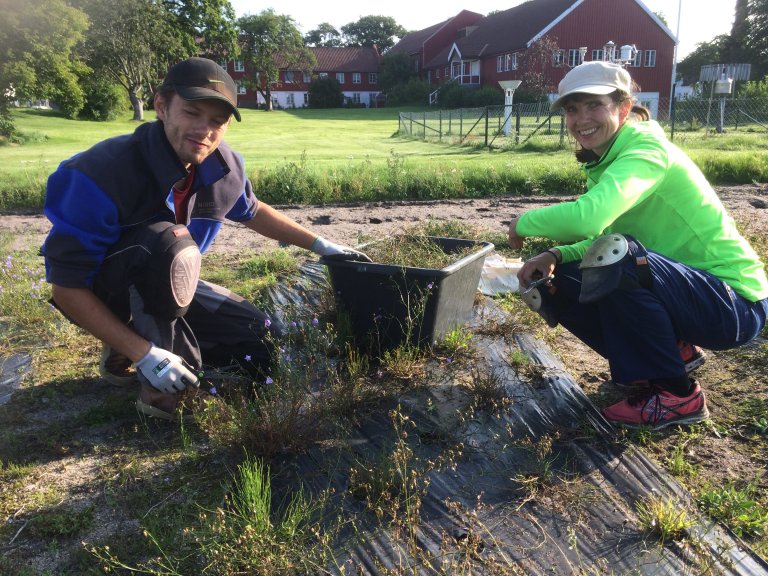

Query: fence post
left=670, top=96, right=676, bottom=142
left=559, top=113, right=565, bottom=146
left=439, top=110, right=443, bottom=142
left=423, top=111, right=427, bottom=139
left=460, top=109, right=463, bottom=139
left=484, top=107, right=489, bottom=147
left=410, top=113, right=413, bottom=136
left=515, top=109, right=520, bottom=145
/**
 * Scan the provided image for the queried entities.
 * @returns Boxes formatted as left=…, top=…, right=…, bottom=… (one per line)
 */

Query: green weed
left=696, top=480, right=768, bottom=538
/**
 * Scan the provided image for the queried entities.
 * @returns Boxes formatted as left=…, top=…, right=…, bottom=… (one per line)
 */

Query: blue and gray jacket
left=43, top=121, right=258, bottom=288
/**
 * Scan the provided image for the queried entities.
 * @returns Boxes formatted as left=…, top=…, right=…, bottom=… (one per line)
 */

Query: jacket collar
left=138, top=121, right=231, bottom=191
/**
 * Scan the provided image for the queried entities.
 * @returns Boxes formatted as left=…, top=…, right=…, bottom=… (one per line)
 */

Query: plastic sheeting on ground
left=266, top=262, right=768, bottom=575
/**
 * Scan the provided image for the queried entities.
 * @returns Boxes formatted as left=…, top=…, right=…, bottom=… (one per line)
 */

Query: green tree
left=307, top=77, right=343, bottom=108
left=747, top=0, right=768, bottom=77
left=80, top=0, right=188, bottom=121
left=676, top=35, right=729, bottom=85
left=237, top=10, right=315, bottom=111
left=162, top=0, right=239, bottom=61
left=0, top=0, right=89, bottom=131
left=722, top=0, right=750, bottom=64
left=304, top=23, right=342, bottom=47
left=379, top=52, right=417, bottom=94
left=341, top=16, right=406, bottom=52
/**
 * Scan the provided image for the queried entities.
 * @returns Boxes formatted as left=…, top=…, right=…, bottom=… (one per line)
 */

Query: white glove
left=311, top=236, right=371, bottom=262
left=135, top=344, right=199, bottom=393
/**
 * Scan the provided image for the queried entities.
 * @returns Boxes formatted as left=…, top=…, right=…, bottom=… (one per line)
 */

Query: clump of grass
left=363, top=234, right=477, bottom=268
left=198, top=312, right=341, bottom=456
left=28, top=505, right=94, bottom=538
left=195, top=457, right=329, bottom=574
left=635, top=494, right=694, bottom=543
left=463, top=365, right=509, bottom=413
left=202, top=248, right=300, bottom=306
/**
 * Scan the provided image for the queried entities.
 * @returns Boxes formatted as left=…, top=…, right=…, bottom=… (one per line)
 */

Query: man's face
left=154, top=93, right=232, bottom=167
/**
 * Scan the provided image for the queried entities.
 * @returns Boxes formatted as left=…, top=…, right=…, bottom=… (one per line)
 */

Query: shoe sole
left=135, top=399, right=175, bottom=421
left=610, top=406, right=711, bottom=430
left=100, top=346, right=139, bottom=387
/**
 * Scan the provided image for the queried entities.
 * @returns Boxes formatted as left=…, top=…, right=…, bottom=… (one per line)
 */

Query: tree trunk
left=129, top=89, right=144, bottom=121
left=264, top=85, right=273, bottom=111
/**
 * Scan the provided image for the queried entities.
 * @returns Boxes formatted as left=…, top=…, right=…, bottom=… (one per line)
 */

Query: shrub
left=438, top=83, right=503, bottom=108
left=80, top=76, right=127, bottom=121
left=385, top=78, right=432, bottom=107
left=308, top=77, right=343, bottom=108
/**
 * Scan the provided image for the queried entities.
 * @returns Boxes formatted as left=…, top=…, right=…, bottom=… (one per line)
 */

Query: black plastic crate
left=321, top=236, right=494, bottom=350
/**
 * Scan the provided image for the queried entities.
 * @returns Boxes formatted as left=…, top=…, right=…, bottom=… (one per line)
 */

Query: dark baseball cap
left=160, top=57, right=241, bottom=121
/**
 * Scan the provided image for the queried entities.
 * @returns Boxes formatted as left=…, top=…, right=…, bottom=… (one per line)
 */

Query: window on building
left=303, top=72, right=311, bottom=83
left=285, top=70, right=295, bottom=83
left=336, top=72, right=345, bottom=84
left=287, top=93, right=295, bottom=107
left=552, top=49, right=565, bottom=67
left=644, top=49, right=656, bottom=67
left=219, top=59, right=228, bottom=71
left=592, top=49, right=604, bottom=61
left=504, top=54, right=511, bottom=71
left=303, top=93, right=309, bottom=105
left=352, top=72, right=361, bottom=84
left=369, top=72, right=378, bottom=84
left=436, top=67, right=440, bottom=79
left=234, top=60, right=244, bottom=72
left=497, top=55, right=504, bottom=73
left=630, top=50, right=642, bottom=67
left=568, top=48, right=584, bottom=68
left=319, top=72, right=328, bottom=79
left=445, top=66, right=449, bottom=78
left=511, top=53, right=518, bottom=70
left=352, top=93, right=361, bottom=104
left=237, top=82, right=246, bottom=95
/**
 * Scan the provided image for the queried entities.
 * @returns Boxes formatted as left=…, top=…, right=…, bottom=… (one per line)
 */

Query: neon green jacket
left=516, top=120, right=768, bottom=301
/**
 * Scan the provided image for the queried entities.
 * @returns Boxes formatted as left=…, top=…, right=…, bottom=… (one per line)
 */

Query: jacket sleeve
left=516, top=133, right=669, bottom=263
left=42, top=166, right=121, bottom=288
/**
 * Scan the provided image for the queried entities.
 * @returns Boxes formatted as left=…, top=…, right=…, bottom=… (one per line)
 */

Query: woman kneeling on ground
left=508, top=60, right=768, bottom=430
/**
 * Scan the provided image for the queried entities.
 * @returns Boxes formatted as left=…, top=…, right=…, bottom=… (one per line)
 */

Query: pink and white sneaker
left=602, top=383, right=710, bottom=430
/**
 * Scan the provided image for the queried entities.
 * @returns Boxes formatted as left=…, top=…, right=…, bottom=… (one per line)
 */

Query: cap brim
left=176, top=86, right=241, bottom=122
left=550, top=84, right=617, bottom=112
left=578, top=263, right=623, bottom=303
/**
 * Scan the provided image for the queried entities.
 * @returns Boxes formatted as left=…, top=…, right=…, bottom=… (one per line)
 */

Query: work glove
left=135, top=344, right=199, bottom=393
left=311, top=236, right=372, bottom=262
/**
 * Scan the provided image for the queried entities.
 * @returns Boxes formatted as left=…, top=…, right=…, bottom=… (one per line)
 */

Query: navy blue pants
left=542, top=253, right=768, bottom=384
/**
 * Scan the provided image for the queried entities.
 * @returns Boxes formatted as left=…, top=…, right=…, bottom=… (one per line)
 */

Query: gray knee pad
left=137, top=224, right=201, bottom=318
left=579, top=234, right=651, bottom=304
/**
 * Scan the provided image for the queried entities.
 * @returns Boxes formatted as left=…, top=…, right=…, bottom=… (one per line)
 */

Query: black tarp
left=266, top=263, right=768, bottom=575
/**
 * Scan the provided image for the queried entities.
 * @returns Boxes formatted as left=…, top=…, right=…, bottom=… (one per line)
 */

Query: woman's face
left=563, top=94, right=632, bottom=157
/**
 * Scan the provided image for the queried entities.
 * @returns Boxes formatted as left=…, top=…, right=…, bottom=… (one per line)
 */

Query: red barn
left=391, top=0, right=676, bottom=116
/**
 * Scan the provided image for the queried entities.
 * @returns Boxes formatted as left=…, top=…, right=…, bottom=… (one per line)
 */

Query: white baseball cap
left=550, top=61, right=633, bottom=111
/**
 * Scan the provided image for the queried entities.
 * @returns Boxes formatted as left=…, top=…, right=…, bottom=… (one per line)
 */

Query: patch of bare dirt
left=7, top=184, right=767, bottom=255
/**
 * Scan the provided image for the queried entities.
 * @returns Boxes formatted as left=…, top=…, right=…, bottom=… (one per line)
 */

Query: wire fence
left=398, top=97, right=768, bottom=148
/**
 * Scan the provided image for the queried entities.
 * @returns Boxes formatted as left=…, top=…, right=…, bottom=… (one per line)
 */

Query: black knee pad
left=136, top=224, right=201, bottom=318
